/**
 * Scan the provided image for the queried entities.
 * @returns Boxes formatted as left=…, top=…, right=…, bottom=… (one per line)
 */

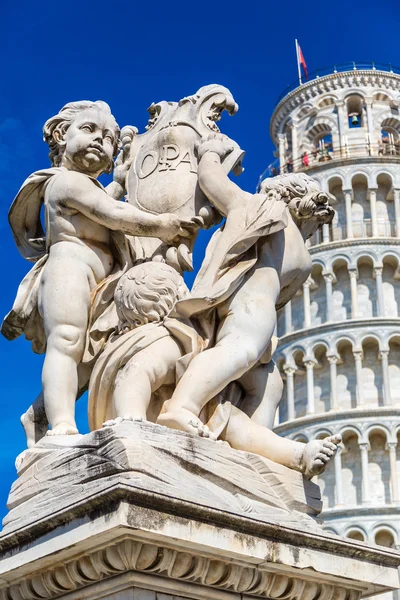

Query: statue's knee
left=243, top=346, right=263, bottom=371
left=230, top=349, right=261, bottom=378
left=116, top=360, right=154, bottom=386
left=47, top=325, right=85, bottom=359
left=216, top=339, right=261, bottom=374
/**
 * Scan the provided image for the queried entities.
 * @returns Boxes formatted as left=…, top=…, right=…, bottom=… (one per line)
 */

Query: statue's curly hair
left=43, top=100, right=120, bottom=169
left=115, top=262, right=189, bottom=330
left=260, top=172, right=334, bottom=225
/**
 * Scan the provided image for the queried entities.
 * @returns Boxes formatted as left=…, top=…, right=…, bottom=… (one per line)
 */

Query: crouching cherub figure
left=156, top=133, right=341, bottom=476
left=89, top=260, right=338, bottom=478
left=87, top=261, right=204, bottom=429
left=1, top=100, right=195, bottom=439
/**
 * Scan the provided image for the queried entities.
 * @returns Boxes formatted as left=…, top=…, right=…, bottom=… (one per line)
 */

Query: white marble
left=0, top=88, right=340, bottom=480
left=0, top=422, right=398, bottom=600
left=0, top=83, right=400, bottom=600
left=2, top=100, right=194, bottom=443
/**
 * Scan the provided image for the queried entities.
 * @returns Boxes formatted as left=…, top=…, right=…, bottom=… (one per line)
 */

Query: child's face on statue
left=61, top=108, right=118, bottom=176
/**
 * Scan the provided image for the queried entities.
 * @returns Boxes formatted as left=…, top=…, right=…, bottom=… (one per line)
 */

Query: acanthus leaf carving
left=0, top=538, right=364, bottom=600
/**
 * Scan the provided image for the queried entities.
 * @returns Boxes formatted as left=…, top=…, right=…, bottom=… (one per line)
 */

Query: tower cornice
left=271, top=69, right=400, bottom=142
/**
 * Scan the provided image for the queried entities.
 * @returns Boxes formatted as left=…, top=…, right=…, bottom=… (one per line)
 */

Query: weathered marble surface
left=0, top=422, right=399, bottom=600
left=0, top=87, right=399, bottom=600
left=0, top=89, right=341, bottom=484
left=3, top=421, right=321, bottom=535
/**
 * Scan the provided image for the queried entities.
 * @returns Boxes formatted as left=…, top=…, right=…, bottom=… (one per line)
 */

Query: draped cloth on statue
left=88, top=318, right=204, bottom=431
left=2, top=168, right=69, bottom=353
left=174, top=193, right=288, bottom=319
left=88, top=315, right=242, bottom=438
left=1, top=168, right=139, bottom=360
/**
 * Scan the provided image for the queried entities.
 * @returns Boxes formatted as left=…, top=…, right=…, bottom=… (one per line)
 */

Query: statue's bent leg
left=238, top=361, right=283, bottom=429
left=39, top=260, right=91, bottom=436
left=222, top=406, right=341, bottom=477
left=159, top=268, right=280, bottom=434
left=113, top=337, right=182, bottom=421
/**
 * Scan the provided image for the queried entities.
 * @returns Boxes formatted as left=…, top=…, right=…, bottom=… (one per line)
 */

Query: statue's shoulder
left=9, top=167, right=68, bottom=261
left=15, top=167, right=71, bottom=202
left=22, top=166, right=67, bottom=183
left=43, top=169, right=104, bottom=200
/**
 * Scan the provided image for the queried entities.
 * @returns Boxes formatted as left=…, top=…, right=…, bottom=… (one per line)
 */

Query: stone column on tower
left=278, top=133, right=286, bottom=171
left=393, top=189, right=400, bottom=237
left=344, top=190, right=354, bottom=238
left=270, top=67, right=400, bottom=594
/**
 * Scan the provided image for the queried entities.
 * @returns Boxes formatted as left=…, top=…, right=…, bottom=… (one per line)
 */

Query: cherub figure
left=89, top=261, right=338, bottom=479
left=2, top=100, right=193, bottom=437
left=87, top=261, right=202, bottom=430
left=158, top=134, right=340, bottom=470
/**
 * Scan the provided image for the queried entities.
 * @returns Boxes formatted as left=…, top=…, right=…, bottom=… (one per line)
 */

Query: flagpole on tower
left=295, top=39, right=302, bottom=86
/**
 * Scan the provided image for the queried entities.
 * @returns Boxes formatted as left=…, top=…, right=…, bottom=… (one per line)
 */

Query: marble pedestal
left=0, top=422, right=399, bottom=599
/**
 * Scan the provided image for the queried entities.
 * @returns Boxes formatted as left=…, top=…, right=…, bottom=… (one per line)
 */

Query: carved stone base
left=0, top=422, right=399, bottom=599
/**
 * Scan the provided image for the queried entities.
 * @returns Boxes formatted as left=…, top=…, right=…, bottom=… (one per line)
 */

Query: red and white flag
left=295, top=40, right=308, bottom=83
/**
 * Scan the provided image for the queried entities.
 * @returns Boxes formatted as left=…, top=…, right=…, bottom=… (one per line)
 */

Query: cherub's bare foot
left=21, top=410, right=48, bottom=448
left=301, top=434, right=342, bottom=479
left=216, top=439, right=231, bottom=447
left=46, top=422, right=79, bottom=436
left=157, top=409, right=217, bottom=440
left=102, top=416, right=145, bottom=428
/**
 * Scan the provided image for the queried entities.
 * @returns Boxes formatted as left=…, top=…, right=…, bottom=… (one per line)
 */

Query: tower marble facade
left=271, top=64, right=400, bottom=599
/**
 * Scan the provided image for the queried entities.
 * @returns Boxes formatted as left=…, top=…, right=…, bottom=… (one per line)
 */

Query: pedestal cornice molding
left=0, top=535, right=366, bottom=600
left=0, top=424, right=398, bottom=600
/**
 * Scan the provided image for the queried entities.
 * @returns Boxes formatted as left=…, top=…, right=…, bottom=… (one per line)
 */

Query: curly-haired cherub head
left=43, top=100, right=120, bottom=177
left=114, top=262, right=190, bottom=332
left=260, top=172, right=334, bottom=239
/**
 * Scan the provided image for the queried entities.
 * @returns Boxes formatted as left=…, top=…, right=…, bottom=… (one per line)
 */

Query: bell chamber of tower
left=270, top=65, right=400, bottom=585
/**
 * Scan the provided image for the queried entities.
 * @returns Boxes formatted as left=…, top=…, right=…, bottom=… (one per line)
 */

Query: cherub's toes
left=216, top=439, right=230, bottom=447
left=199, top=425, right=210, bottom=438
left=329, top=434, right=342, bottom=445
left=315, top=452, right=330, bottom=463
left=323, top=441, right=338, bottom=452
left=102, top=417, right=123, bottom=428
left=199, top=424, right=218, bottom=441
left=320, top=447, right=335, bottom=457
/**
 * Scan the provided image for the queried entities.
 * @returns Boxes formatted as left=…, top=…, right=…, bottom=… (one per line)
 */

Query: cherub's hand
left=113, top=125, right=138, bottom=190
left=198, top=205, right=223, bottom=229
left=157, top=214, right=200, bottom=245
left=196, top=133, right=235, bottom=161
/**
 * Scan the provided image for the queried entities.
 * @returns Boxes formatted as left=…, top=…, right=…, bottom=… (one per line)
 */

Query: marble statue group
left=1, top=85, right=341, bottom=479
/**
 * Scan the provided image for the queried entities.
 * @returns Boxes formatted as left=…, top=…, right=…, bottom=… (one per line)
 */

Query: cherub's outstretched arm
left=51, top=171, right=193, bottom=245
left=197, top=135, right=252, bottom=216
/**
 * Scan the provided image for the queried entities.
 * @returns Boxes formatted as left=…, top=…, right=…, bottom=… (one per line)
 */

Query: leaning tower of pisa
left=270, top=63, right=400, bottom=597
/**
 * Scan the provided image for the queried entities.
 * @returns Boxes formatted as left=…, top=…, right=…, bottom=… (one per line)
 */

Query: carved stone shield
left=126, top=85, right=244, bottom=271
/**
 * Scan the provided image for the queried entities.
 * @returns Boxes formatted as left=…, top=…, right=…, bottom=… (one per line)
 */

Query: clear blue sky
left=1, top=0, right=399, bottom=518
